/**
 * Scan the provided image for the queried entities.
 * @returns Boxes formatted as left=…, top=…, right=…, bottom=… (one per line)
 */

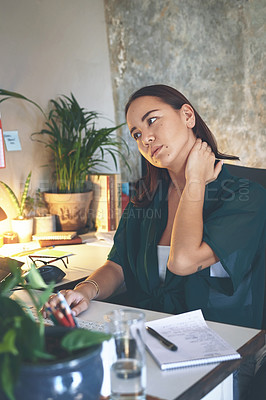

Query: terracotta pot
left=44, top=191, right=93, bottom=231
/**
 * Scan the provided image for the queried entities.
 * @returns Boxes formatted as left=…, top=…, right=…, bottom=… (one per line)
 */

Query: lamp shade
left=0, top=207, right=7, bottom=221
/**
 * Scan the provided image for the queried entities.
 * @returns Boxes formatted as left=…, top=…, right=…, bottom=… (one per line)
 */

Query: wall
left=0, top=0, right=116, bottom=231
left=104, top=0, right=266, bottom=181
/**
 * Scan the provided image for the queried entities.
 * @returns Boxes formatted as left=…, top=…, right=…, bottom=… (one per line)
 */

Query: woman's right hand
left=185, top=138, right=222, bottom=185
left=42, top=261, right=124, bottom=318
left=42, top=286, right=92, bottom=318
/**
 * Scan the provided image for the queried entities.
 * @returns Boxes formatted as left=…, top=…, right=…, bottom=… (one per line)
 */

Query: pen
left=57, top=291, right=77, bottom=327
left=146, top=326, right=178, bottom=351
left=44, top=303, right=59, bottom=326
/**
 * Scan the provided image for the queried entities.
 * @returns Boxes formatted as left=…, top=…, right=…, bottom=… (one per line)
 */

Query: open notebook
left=145, top=309, right=241, bottom=371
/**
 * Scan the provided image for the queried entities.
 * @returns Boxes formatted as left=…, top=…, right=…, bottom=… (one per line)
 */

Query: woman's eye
left=133, top=132, right=141, bottom=140
left=148, top=117, right=157, bottom=125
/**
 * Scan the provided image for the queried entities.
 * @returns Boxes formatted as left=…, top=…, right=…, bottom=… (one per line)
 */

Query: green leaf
left=61, top=329, right=111, bottom=352
left=0, top=181, right=20, bottom=216
left=0, top=273, right=20, bottom=295
left=36, top=283, right=55, bottom=306
left=0, top=330, right=18, bottom=355
left=0, top=171, right=32, bottom=218
left=25, top=263, right=48, bottom=290
left=0, top=297, right=26, bottom=320
left=19, top=171, right=32, bottom=217
left=0, top=89, right=46, bottom=118
left=0, top=354, right=18, bottom=400
left=33, top=349, right=55, bottom=360
left=17, top=314, right=45, bottom=361
left=0, top=260, right=22, bottom=295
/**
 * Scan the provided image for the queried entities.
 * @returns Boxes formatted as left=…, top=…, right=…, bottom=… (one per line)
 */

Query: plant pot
left=0, top=326, right=104, bottom=400
left=44, top=191, right=93, bottom=231
left=33, top=214, right=56, bottom=234
left=11, top=218, right=33, bottom=242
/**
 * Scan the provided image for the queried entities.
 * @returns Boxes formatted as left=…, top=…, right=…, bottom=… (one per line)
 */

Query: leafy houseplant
left=0, top=260, right=111, bottom=400
left=34, top=189, right=49, bottom=217
left=29, top=189, right=55, bottom=234
left=0, top=172, right=34, bottom=242
left=0, top=89, right=129, bottom=231
left=0, top=171, right=32, bottom=219
left=32, top=94, right=128, bottom=194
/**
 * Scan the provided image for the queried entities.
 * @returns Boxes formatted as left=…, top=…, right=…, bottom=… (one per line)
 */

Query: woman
left=45, top=84, right=266, bottom=330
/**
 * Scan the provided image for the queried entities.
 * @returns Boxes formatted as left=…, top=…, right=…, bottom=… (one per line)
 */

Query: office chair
left=224, top=163, right=266, bottom=189
left=224, top=164, right=266, bottom=329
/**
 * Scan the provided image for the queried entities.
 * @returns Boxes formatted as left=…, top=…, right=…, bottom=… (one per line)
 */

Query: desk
left=78, top=302, right=265, bottom=400
left=0, top=241, right=112, bottom=288
left=3, top=240, right=265, bottom=399
left=11, top=290, right=265, bottom=400
left=51, top=242, right=112, bottom=286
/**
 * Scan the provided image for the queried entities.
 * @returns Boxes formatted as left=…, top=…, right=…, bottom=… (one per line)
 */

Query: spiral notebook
left=145, top=309, right=241, bottom=371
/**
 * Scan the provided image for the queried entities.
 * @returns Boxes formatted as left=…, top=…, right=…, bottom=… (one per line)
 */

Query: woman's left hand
left=185, top=139, right=223, bottom=185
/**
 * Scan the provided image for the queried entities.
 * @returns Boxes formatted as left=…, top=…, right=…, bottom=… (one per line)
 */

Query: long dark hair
left=125, top=84, right=239, bottom=207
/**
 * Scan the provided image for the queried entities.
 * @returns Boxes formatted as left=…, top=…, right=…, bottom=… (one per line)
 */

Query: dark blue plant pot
left=1, top=327, right=103, bottom=400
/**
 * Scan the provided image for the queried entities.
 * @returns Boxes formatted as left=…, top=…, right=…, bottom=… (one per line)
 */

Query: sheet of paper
left=145, top=309, right=240, bottom=370
left=3, top=130, right=22, bottom=151
left=31, top=249, right=73, bottom=258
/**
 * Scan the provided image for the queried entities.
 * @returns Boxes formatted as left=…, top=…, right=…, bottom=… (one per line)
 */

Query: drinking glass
left=104, top=309, right=146, bottom=400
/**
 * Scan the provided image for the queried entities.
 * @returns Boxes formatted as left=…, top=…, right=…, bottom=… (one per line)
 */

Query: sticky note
left=3, top=131, right=22, bottom=151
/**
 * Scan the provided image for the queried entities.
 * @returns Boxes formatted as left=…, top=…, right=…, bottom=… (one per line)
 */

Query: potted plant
left=32, top=189, right=55, bottom=234
left=0, top=89, right=129, bottom=232
left=0, top=171, right=34, bottom=242
left=0, top=259, right=111, bottom=400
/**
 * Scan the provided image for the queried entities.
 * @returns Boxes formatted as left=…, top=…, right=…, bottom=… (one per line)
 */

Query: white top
left=157, top=245, right=170, bottom=281
left=157, top=245, right=229, bottom=280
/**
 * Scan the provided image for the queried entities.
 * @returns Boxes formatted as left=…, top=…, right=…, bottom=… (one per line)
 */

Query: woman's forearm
left=74, top=260, right=125, bottom=300
left=168, top=179, right=206, bottom=274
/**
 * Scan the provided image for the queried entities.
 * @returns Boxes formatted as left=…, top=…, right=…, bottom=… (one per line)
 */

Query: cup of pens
left=45, top=292, right=77, bottom=328
left=104, top=309, right=146, bottom=400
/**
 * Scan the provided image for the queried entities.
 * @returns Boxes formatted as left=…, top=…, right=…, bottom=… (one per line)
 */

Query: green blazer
left=108, top=166, right=266, bottom=329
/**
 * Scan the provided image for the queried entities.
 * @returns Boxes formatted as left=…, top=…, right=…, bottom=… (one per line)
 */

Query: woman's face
left=126, top=96, right=196, bottom=170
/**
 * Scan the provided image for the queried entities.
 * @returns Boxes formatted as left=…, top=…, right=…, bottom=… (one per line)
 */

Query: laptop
left=0, top=256, right=24, bottom=283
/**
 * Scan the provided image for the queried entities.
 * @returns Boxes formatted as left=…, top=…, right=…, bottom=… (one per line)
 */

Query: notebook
left=32, top=231, right=77, bottom=241
left=145, top=309, right=241, bottom=371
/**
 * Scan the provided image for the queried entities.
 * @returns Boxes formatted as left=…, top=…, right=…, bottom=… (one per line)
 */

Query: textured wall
left=104, top=0, right=266, bottom=181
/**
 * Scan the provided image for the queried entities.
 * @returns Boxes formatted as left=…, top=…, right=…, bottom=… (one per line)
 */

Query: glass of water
left=104, top=309, right=146, bottom=400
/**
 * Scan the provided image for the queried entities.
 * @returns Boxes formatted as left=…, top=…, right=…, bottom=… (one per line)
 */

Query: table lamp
left=0, top=207, right=7, bottom=222
left=0, top=207, right=7, bottom=246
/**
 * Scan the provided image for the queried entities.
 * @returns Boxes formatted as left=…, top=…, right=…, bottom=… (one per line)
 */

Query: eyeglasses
left=29, top=254, right=69, bottom=270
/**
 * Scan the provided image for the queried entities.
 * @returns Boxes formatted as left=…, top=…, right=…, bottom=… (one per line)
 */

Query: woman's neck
left=167, top=136, right=195, bottom=189
left=168, top=170, right=186, bottom=192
